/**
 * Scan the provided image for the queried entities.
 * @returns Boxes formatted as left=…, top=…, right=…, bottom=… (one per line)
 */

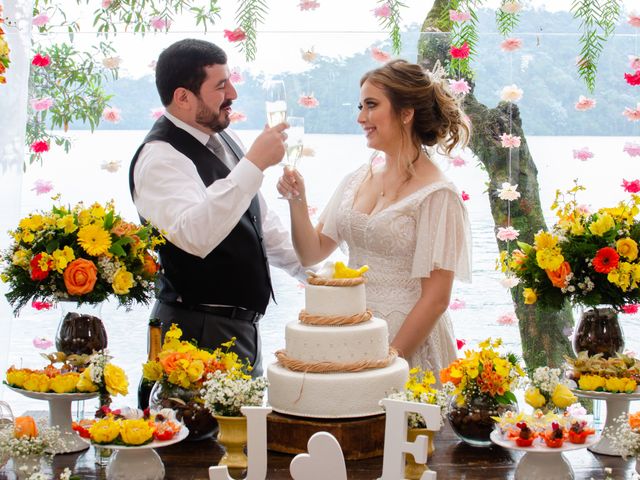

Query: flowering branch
left=375, top=0, right=407, bottom=55
left=234, top=0, right=269, bottom=61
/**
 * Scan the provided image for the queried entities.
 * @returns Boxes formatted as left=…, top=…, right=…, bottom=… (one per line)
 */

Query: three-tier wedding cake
left=267, top=262, right=409, bottom=418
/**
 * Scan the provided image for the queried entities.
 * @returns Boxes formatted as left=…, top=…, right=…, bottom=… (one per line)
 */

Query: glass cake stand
left=7, top=385, right=97, bottom=453
left=100, top=425, right=188, bottom=480
left=571, top=388, right=640, bottom=456
left=490, top=430, right=599, bottom=479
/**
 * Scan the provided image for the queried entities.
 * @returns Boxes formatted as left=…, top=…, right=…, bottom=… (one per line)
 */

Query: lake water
left=2, top=130, right=640, bottom=414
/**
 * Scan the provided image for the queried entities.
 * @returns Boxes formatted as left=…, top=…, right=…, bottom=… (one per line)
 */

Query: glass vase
left=447, top=395, right=517, bottom=447
left=405, top=427, right=435, bottom=480
left=149, top=382, right=218, bottom=441
left=214, top=415, right=248, bottom=471
left=55, top=301, right=108, bottom=355
left=573, top=305, right=624, bottom=358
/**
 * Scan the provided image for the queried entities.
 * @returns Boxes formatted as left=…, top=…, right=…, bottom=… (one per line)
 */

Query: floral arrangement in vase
left=440, top=338, right=525, bottom=447
left=606, top=411, right=640, bottom=458
left=0, top=199, right=164, bottom=315
left=524, top=366, right=577, bottom=412
left=564, top=352, right=639, bottom=393
left=499, top=183, right=640, bottom=310
left=201, top=369, right=268, bottom=417
left=72, top=406, right=182, bottom=446
left=0, top=2, right=9, bottom=85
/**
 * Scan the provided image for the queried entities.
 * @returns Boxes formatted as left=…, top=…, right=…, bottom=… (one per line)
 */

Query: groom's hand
left=245, top=122, right=288, bottom=170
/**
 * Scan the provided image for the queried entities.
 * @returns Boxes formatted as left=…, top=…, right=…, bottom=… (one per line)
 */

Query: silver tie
left=206, top=134, right=232, bottom=168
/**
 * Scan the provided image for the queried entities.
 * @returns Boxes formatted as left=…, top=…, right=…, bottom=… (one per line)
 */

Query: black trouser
left=150, top=300, right=263, bottom=377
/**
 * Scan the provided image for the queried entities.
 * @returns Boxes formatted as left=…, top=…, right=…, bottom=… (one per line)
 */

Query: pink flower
left=102, top=106, right=121, bottom=123
left=33, top=337, right=53, bottom=349
left=32, top=13, right=50, bottom=27
left=32, top=54, right=51, bottom=67
left=500, top=84, right=523, bottom=102
left=461, top=191, right=470, bottom=201
left=298, top=94, right=319, bottom=108
left=500, top=133, right=521, bottom=148
left=573, top=147, right=593, bottom=161
left=229, top=69, right=244, bottom=84
left=224, top=28, right=246, bottom=42
left=622, top=179, right=640, bottom=193
left=229, top=111, right=247, bottom=123
left=449, top=10, right=471, bottom=22
left=450, top=42, right=470, bottom=59
left=575, top=95, right=596, bottom=111
left=307, top=206, right=318, bottom=217
left=301, top=48, right=318, bottom=63
left=372, top=4, right=391, bottom=18
left=449, top=298, right=466, bottom=310
left=456, top=338, right=466, bottom=350
left=372, top=154, right=385, bottom=167
left=625, top=70, right=640, bottom=86
left=148, top=60, right=157, bottom=70
left=101, top=0, right=113, bottom=8
left=30, top=97, right=54, bottom=111
left=623, top=142, right=640, bottom=157
left=31, top=179, right=53, bottom=195
left=30, top=140, right=49, bottom=153
left=623, top=103, right=640, bottom=122
left=500, top=275, right=520, bottom=288
left=298, top=0, right=320, bottom=11
left=628, top=12, right=640, bottom=28
left=576, top=204, right=591, bottom=215
left=500, top=37, right=522, bottom=52
left=622, top=304, right=639, bottom=314
left=497, top=226, right=520, bottom=241
left=501, top=1, right=522, bottom=14
left=101, top=160, right=121, bottom=172
left=371, top=47, right=391, bottom=63
left=150, top=107, right=165, bottom=120
left=450, top=156, right=466, bottom=167
left=497, top=312, right=517, bottom=326
left=149, top=16, right=171, bottom=30
left=31, top=300, right=53, bottom=311
left=449, top=78, right=470, bottom=95
left=629, top=56, right=640, bottom=71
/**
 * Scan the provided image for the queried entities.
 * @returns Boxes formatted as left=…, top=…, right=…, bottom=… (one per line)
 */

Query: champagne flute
left=265, top=79, right=287, bottom=127
left=279, top=116, right=304, bottom=199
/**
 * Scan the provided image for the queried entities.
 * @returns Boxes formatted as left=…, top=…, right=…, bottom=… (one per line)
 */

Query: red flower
left=624, top=70, right=640, bottom=86
left=622, top=304, right=639, bottom=314
left=31, top=54, right=51, bottom=67
left=461, top=191, right=470, bottom=201
left=223, top=28, right=246, bottom=42
left=456, top=338, right=466, bottom=350
left=592, top=247, right=619, bottom=274
left=31, top=300, right=53, bottom=311
left=622, top=179, right=640, bottom=193
left=29, top=253, right=53, bottom=281
left=450, top=42, right=470, bottom=59
left=30, top=140, right=49, bottom=153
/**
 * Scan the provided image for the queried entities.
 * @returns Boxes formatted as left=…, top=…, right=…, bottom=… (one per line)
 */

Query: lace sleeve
left=411, top=187, right=472, bottom=283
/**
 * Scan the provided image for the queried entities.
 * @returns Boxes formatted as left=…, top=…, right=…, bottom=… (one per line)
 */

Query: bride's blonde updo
left=360, top=59, right=470, bottom=161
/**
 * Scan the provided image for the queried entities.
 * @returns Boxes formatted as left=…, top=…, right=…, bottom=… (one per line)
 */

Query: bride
left=277, top=59, right=472, bottom=377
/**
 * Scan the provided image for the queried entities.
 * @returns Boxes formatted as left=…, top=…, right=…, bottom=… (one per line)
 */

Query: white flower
left=101, top=159, right=122, bottom=172
left=497, top=182, right=521, bottom=201
left=500, top=84, right=523, bottom=102
left=501, top=1, right=522, bottom=14
left=59, top=468, right=73, bottom=480
left=102, top=56, right=122, bottom=69
left=500, top=275, right=520, bottom=288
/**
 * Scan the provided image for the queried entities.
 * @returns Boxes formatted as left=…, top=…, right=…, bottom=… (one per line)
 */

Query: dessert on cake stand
left=490, top=430, right=599, bottom=480
left=7, top=385, right=97, bottom=453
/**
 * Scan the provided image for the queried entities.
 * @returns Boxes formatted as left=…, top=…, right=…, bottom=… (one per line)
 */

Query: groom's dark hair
left=155, top=39, right=227, bottom=106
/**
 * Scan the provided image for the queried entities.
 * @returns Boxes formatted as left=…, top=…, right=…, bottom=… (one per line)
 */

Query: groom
left=128, top=38, right=303, bottom=377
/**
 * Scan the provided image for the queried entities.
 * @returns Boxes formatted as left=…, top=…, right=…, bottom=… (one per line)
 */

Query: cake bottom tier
left=266, top=358, right=409, bottom=418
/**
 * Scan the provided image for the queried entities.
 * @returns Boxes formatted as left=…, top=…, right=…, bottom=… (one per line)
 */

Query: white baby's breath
left=202, top=371, right=268, bottom=417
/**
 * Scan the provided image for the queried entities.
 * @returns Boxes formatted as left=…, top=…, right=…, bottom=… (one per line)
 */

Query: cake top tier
left=307, top=261, right=369, bottom=286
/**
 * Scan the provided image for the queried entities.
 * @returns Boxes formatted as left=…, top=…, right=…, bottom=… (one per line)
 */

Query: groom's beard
left=196, top=98, right=232, bottom=132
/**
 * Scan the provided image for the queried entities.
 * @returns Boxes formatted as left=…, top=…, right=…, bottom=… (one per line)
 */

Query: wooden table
left=0, top=425, right=635, bottom=479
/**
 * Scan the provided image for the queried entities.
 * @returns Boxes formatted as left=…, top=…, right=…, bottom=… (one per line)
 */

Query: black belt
left=162, top=301, right=262, bottom=323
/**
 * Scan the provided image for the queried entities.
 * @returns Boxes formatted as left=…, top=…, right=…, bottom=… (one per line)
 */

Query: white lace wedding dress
left=319, top=164, right=472, bottom=377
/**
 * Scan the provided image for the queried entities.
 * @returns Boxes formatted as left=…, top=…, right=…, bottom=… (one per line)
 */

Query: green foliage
left=495, top=6, right=520, bottom=37
left=234, top=0, right=269, bottom=62
left=375, top=0, right=407, bottom=54
left=448, top=2, right=479, bottom=78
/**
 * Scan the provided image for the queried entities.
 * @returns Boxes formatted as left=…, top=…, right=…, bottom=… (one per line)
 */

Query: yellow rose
left=616, top=238, right=638, bottom=262
left=525, top=387, right=546, bottom=408
left=186, top=359, right=205, bottom=383
left=589, top=213, right=615, bottom=236
left=104, top=364, right=129, bottom=397
left=551, top=383, right=577, bottom=408
left=6, top=367, right=30, bottom=388
left=23, top=373, right=51, bottom=392
left=536, top=248, right=564, bottom=270
left=605, top=377, right=637, bottom=393
left=142, top=361, right=163, bottom=382
left=50, top=372, right=80, bottom=393
left=119, top=419, right=154, bottom=446
left=76, top=368, right=99, bottom=393
left=523, top=288, right=537, bottom=305
left=89, top=418, right=121, bottom=444
left=112, top=267, right=134, bottom=295
left=578, top=374, right=606, bottom=391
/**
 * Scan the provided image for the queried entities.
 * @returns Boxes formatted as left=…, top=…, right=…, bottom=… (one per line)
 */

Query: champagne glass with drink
left=265, top=79, right=287, bottom=127
left=278, top=116, right=304, bottom=199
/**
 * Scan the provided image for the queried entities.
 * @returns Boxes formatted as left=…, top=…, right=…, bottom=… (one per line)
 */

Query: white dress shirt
left=133, top=112, right=305, bottom=281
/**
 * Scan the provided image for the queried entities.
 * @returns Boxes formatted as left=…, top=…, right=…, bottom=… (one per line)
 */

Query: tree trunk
left=418, top=0, right=574, bottom=370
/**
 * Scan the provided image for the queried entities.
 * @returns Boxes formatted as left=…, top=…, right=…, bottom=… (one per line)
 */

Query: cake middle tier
left=284, top=317, right=390, bottom=363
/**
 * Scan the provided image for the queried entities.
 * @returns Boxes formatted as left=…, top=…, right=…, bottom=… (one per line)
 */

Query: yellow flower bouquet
left=0, top=199, right=164, bottom=315
left=524, top=366, right=577, bottom=412
left=500, top=183, right=640, bottom=310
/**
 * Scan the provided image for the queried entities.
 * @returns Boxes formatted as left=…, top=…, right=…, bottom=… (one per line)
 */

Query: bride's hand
left=277, top=167, right=306, bottom=201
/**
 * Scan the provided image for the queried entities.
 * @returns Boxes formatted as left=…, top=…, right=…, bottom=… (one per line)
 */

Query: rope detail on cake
left=275, top=347, right=398, bottom=373
left=298, top=309, right=373, bottom=325
left=307, top=276, right=366, bottom=287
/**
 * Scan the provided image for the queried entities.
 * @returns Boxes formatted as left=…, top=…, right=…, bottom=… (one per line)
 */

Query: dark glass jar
left=447, top=395, right=517, bottom=447
left=573, top=306, right=624, bottom=358
left=55, top=302, right=108, bottom=355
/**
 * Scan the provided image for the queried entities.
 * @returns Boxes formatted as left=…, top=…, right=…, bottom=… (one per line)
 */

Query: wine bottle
left=137, top=317, right=162, bottom=410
